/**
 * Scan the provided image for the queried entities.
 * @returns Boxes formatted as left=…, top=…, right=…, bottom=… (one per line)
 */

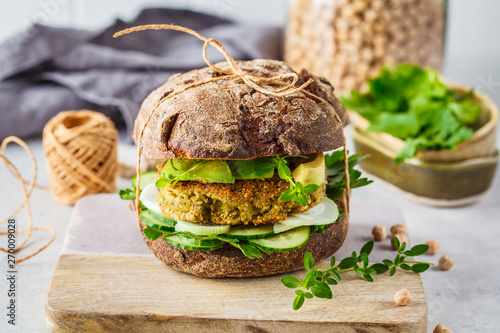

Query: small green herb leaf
left=409, top=244, right=429, bottom=256
left=360, top=253, right=369, bottom=267
left=311, top=282, right=332, bottom=299
left=360, top=241, right=375, bottom=256
left=338, top=257, right=358, bottom=269
left=393, top=236, right=401, bottom=251
left=281, top=276, right=301, bottom=289
left=370, top=263, right=389, bottom=274
left=330, top=256, right=336, bottom=267
left=326, top=277, right=338, bottom=285
left=293, top=294, right=305, bottom=310
left=363, top=274, right=374, bottom=282
left=303, top=183, right=319, bottom=194
left=411, top=263, right=430, bottom=273
left=400, top=264, right=411, bottom=271
left=301, top=272, right=315, bottom=289
left=277, top=163, right=292, bottom=180
left=279, top=189, right=296, bottom=202
left=294, top=192, right=309, bottom=207
left=304, top=252, right=314, bottom=270
left=383, top=259, right=394, bottom=266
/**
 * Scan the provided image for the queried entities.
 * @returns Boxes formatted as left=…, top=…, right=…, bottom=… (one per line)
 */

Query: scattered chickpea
left=393, top=289, right=412, bottom=306
left=439, top=255, right=454, bottom=271
left=372, top=225, right=387, bottom=241
left=391, top=233, right=408, bottom=250
left=426, top=239, right=440, bottom=255
left=390, top=224, right=407, bottom=235
left=433, top=324, right=452, bottom=332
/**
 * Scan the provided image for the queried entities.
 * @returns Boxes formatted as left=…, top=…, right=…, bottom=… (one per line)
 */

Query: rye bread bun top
left=134, top=59, right=349, bottom=160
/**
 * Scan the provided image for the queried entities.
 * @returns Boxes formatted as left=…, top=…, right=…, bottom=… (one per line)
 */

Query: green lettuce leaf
left=341, top=63, right=483, bottom=163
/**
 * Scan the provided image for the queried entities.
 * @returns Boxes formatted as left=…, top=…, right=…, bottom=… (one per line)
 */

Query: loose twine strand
left=0, top=136, right=56, bottom=264
left=113, top=24, right=350, bottom=226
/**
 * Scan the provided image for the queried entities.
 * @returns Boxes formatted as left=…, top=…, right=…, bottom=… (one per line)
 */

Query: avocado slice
left=292, top=153, right=325, bottom=186
left=161, top=158, right=235, bottom=183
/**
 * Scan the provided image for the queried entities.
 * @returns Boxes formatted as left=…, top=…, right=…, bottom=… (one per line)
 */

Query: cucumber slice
left=163, top=234, right=223, bottom=251
left=225, top=224, right=274, bottom=240
left=140, top=210, right=175, bottom=231
left=139, top=184, right=161, bottom=212
left=249, top=226, right=310, bottom=252
left=175, top=220, right=230, bottom=236
left=178, top=234, right=223, bottom=247
left=132, top=171, right=157, bottom=190
left=148, top=210, right=176, bottom=226
left=273, top=197, right=339, bottom=234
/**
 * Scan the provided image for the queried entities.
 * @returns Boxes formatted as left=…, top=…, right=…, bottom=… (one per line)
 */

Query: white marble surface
left=0, top=58, right=499, bottom=332
left=46, top=194, right=424, bottom=330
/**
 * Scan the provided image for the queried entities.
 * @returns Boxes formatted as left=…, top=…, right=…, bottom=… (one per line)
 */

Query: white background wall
left=1, top=0, right=500, bottom=58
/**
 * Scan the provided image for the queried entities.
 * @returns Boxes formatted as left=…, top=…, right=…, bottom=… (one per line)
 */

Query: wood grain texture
left=46, top=255, right=426, bottom=333
left=44, top=194, right=427, bottom=332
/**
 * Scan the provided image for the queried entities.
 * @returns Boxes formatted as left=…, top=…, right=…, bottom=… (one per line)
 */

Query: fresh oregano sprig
left=384, top=236, right=432, bottom=276
left=281, top=240, right=433, bottom=310
left=254, top=155, right=319, bottom=206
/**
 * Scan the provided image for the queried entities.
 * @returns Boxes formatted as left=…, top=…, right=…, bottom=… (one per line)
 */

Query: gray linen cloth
left=0, top=8, right=282, bottom=142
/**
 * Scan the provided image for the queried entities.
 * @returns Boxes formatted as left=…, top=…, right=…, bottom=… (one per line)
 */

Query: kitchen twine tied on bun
left=0, top=137, right=55, bottom=264
left=42, top=110, right=119, bottom=205
left=113, top=24, right=351, bottom=228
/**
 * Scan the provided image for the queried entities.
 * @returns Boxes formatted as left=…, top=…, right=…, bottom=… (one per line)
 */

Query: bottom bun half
left=140, top=197, right=349, bottom=278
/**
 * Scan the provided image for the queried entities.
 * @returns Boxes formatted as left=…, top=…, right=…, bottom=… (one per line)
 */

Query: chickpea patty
left=156, top=174, right=326, bottom=225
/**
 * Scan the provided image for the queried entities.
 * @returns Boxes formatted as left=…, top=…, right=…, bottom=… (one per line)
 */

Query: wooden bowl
left=348, top=77, right=499, bottom=206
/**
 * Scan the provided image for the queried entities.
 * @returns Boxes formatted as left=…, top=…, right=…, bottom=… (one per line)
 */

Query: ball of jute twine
left=42, top=110, right=119, bottom=205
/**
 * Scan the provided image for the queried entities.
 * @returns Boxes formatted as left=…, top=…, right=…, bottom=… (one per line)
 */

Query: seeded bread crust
left=134, top=59, right=349, bottom=160
left=140, top=197, right=348, bottom=278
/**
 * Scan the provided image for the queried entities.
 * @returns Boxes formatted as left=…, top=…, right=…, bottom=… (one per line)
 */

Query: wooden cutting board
left=45, top=194, right=427, bottom=332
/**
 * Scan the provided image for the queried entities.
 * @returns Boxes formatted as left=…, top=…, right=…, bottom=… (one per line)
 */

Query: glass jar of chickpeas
left=284, top=0, right=447, bottom=93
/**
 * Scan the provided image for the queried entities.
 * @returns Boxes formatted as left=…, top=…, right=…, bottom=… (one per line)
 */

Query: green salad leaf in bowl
left=340, top=64, right=483, bottom=163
